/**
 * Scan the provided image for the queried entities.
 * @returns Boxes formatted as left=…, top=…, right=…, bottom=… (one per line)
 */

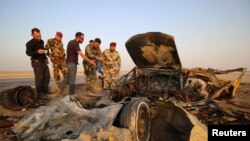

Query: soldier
left=45, top=32, right=67, bottom=84
left=83, top=38, right=103, bottom=91
left=89, top=39, right=103, bottom=75
left=89, top=39, right=94, bottom=45
left=103, top=42, right=121, bottom=90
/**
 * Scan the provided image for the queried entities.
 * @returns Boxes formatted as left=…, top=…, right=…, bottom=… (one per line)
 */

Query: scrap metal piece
left=0, top=86, right=36, bottom=110
left=232, top=68, right=247, bottom=96
left=183, top=67, right=247, bottom=99
left=126, top=32, right=182, bottom=70
left=0, top=118, right=14, bottom=128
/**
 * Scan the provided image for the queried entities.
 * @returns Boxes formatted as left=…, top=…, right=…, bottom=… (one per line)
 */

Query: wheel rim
left=137, top=105, right=150, bottom=141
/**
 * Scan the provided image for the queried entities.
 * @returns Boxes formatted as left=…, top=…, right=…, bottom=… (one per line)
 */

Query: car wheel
left=120, top=99, right=150, bottom=141
left=0, top=86, right=35, bottom=110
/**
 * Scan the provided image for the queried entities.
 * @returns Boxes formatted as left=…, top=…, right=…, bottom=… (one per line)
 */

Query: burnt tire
left=0, top=86, right=36, bottom=110
left=120, top=99, right=150, bottom=141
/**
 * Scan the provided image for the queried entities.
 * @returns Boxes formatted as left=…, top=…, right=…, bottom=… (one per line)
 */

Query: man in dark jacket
left=26, top=28, right=50, bottom=101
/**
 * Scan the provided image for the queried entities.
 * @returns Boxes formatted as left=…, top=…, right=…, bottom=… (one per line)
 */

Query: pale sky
left=0, top=0, right=249, bottom=71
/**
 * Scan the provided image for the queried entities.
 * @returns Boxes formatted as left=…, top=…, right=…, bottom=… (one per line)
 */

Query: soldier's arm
left=44, top=40, right=50, bottom=49
left=61, top=43, right=66, bottom=57
left=105, top=61, right=116, bottom=65
left=117, top=53, right=121, bottom=70
left=97, top=49, right=104, bottom=62
left=78, top=51, right=96, bottom=67
left=86, top=46, right=97, bottom=60
left=103, top=51, right=112, bottom=65
left=45, top=39, right=52, bottom=57
left=103, top=51, right=116, bottom=65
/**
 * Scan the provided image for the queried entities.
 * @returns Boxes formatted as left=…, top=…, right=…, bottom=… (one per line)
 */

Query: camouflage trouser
left=51, top=57, right=67, bottom=83
left=103, top=66, right=117, bottom=89
left=83, top=60, right=96, bottom=90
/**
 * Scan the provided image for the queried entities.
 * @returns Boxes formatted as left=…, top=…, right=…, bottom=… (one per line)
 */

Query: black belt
left=31, top=59, right=45, bottom=62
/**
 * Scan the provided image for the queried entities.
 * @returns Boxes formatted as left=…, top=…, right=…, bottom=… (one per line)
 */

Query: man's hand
left=88, top=60, right=96, bottom=67
left=37, top=49, right=45, bottom=54
left=102, top=65, right=107, bottom=71
left=37, top=49, right=48, bottom=54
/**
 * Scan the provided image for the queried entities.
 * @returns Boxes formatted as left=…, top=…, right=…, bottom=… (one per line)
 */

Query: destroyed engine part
left=113, top=66, right=183, bottom=100
left=112, top=32, right=184, bottom=100
left=0, top=86, right=36, bottom=110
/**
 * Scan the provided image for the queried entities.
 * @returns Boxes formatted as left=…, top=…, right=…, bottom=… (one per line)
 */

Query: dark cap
left=94, top=38, right=101, bottom=44
left=56, top=32, right=63, bottom=38
left=110, top=42, right=117, bottom=46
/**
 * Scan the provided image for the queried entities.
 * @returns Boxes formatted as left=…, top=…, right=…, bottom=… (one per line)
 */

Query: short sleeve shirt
left=66, top=39, right=81, bottom=64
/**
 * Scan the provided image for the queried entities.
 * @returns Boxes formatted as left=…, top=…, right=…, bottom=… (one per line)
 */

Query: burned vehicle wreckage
left=109, top=32, right=246, bottom=140
left=0, top=32, right=247, bottom=141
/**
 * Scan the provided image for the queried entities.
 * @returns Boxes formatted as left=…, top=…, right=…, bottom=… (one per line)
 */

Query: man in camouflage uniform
left=83, top=38, right=103, bottom=90
left=45, top=32, right=67, bottom=84
left=103, top=42, right=121, bottom=90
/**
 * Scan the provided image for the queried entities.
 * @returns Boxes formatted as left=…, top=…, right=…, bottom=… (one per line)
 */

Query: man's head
left=89, top=40, right=94, bottom=45
left=109, top=42, right=117, bottom=52
left=93, top=38, right=101, bottom=48
left=75, top=32, right=84, bottom=43
left=31, top=28, right=41, bottom=41
left=55, top=32, right=63, bottom=41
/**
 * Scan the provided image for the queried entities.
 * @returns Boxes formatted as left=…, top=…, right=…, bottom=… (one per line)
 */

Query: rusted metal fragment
left=0, top=86, right=36, bottom=110
left=150, top=100, right=207, bottom=141
left=184, top=67, right=247, bottom=99
left=0, top=119, right=14, bottom=128
left=168, top=88, right=202, bottom=102
left=232, top=68, right=247, bottom=96
left=210, top=82, right=233, bottom=100
left=126, top=32, right=182, bottom=70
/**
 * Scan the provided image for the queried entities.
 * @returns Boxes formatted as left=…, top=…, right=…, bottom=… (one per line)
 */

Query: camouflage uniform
left=84, top=44, right=102, bottom=90
left=103, top=49, right=121, bottom=89
left=45, top=38, right=67, bottom=83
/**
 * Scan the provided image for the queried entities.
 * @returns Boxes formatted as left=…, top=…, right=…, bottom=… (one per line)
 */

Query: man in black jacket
left=26, top=28, right=50, bottom=100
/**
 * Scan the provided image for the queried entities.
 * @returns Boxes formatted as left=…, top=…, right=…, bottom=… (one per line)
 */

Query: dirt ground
left=0, top=72, right=250, bottom=140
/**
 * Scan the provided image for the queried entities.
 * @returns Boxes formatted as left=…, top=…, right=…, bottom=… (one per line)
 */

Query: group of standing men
left=26, top=28, right=121, bottom=101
